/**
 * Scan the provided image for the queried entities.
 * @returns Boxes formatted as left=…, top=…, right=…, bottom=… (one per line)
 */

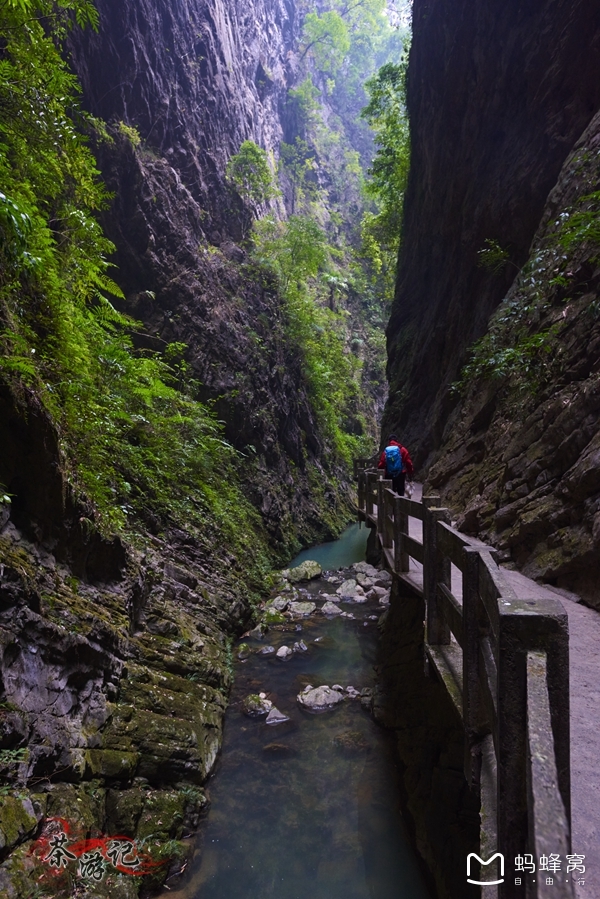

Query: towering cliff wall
left=67, top=0, right=351, bottom=556
left=384, top=0, right=600, bottom=605
left=384, top=0, right=600, bottom=464
left=0, top=3, right=353, bottom=893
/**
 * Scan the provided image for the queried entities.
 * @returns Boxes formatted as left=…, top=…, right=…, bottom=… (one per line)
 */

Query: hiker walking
left=378, top=434, right=413, bottom=496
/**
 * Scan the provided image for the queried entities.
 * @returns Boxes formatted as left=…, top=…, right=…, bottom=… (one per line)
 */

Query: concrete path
left=387, top=483, right=600, bottom=896
left=504, top=571, right=600, bottom=899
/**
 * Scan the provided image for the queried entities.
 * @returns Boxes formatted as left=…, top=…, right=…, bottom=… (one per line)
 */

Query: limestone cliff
left=0, top=385, right=253, bottom=897
left=1, top=2, right=347, bottom=892
left=427, top=111, right=600, bottom=609
left=68, top=0, right=350, bottom=556
left=383, top=0, right=600, bottom=606
left=384, top=0, right=600, bottom=465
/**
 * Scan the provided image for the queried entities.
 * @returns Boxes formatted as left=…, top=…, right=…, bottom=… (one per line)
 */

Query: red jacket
left=378, top=440, right=414, bottom=476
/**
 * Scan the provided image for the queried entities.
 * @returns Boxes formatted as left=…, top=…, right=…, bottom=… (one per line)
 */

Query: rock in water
left=333, top=730, right=369, bottom=753
left=293, top=640, right=308, bottom=652
left=276, top=645, right=293, bottom=660
left=321, top=601, right=343, bottom=616
left=262, top=608, right=286, bottom=625
left=266, top=707, right=290, bottom=725
left=297, top=685, right=345, bottom=712
left=335, top=579, right=365, bottom=600
left=248, top=624, right=267, bottom=640
left=285, top=560, right=322, bottom=582
left=258, top=645, right=276, bottom=656
left=356, top=573, right=374, bottom=587
left=288, top=601, right=316, bottom=617
left=266, top=596, right=290, bottom=612
left=375, top=571, right=392, bottom=587
left=243, top=694, right=273, bottom=717
left=353, top=562, right=379, bottom=578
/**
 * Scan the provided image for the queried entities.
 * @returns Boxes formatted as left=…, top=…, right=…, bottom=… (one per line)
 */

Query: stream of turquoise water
left=166, top=523, right=432, bottom=899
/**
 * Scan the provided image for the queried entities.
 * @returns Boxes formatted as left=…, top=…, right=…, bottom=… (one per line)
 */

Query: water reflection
left=289, top=522, right=369, bottom=571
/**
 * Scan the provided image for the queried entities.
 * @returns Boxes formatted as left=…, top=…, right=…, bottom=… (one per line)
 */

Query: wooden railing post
left=496, top=597, right=570, bottom=899
left=462, top=545, right=484, bottom=787
left=393, top=494, right=410, bottom=572
left=424, top=503, right=451, bottom=645
left=377, top=478, right=385, bottom=535
left=366, top=471, right=377, bottom=519
left=377, top=478, right=392, bottom=539
left=382, top=486, right=393, bottom=549
left=357, top=470, right=365, bottom=516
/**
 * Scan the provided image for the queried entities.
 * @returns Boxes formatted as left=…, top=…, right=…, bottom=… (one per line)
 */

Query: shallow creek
left=166, top=524, right=432, bottom=899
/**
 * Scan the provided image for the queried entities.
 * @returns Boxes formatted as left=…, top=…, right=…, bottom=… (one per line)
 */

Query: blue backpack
left=384, top=445, right=404, bottom=477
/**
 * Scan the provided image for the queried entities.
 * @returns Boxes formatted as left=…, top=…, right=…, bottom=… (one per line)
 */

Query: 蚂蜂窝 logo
left=467, top=852, right=505, bottom=885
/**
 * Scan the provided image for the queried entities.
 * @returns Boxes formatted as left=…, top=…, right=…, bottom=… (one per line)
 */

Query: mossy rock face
left=105, top=786, right=146, bottom=836
left=136, top=788, right=187, bottom=840
left=43, top=782, right=106, bottom=831
left=0, top=795, right=39, bottom=852
left=0, top=841, right=46, bottom=899
left=84, top=749, right=140, bottom=781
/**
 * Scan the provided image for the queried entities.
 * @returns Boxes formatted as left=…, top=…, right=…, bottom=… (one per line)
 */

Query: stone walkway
left=505, top=571, right=600, bottom=899
left=394, top=484, right=600, bottom=897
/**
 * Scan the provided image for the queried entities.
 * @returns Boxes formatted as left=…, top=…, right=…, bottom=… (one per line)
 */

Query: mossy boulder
left=265, top=595, right=289, bottom=612
left=262, top=608, right=285, bottom=625
left=236, top=642, right=252, bottom=659
left=242, top=694, right=273, bottom=717
left=284, top=560, right=322, bottom=582
left=288, top=601, right=316, bottom=617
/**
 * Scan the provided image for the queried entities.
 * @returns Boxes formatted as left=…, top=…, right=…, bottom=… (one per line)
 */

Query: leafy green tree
left=286, top=78, right=322, bottom=136
left=253, top=215, right=329, bottom=289
left=360, top=60, right=410, bottom=267
left=279, top=139, right=319, bottom=213
left=300, top=11, right=351, bottom=74
left=226, top=141, right=277, bottom=205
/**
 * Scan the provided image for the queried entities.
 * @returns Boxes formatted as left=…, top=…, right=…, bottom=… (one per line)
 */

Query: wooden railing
left=356, top=465, right=573, bottom=899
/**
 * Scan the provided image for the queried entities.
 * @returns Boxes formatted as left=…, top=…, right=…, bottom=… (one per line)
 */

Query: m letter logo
left=467, top=852, right=505, bottom=885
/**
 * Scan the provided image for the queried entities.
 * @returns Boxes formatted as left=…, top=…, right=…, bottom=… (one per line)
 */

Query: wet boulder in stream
left=352, top=562, right=379, bottom=578
left=282, top=560, right=322, bottom=583
left=243, top=694, right=273, bottom=717
left=297, top=685, right=345, bottom=712
left=321, top=601, right=343, bottom=616
left=288, top=601, right=316, bottom=617
left=266, top=596, right=290, bottom=612
left=265, top=708, right=290, bottom=725
left=335, top=579, right=365, bottom=600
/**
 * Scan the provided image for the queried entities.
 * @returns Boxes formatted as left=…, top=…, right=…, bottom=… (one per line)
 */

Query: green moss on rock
left=0, top=796, right=39, bottom=852
left=84, top=749, right=140, bottom=781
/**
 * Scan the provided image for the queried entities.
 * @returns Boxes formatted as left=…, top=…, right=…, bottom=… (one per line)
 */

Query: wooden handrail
left=354, top=460, right=572, bottom=899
